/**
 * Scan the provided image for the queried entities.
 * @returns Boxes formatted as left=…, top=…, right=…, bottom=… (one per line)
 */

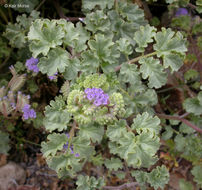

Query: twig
left=35, top=0, right=46, bottom=11
left=156, top=113, right=202, bottom=134
left=103, top=182, right=139, bottom=190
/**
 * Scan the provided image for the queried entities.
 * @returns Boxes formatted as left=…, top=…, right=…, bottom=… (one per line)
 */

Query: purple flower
left=22, top=104, right=36, bottom=120
left=63, top=133, right=80, bottom=157
left=48, top=72, right=58, bottom=80
left=26, top=57, right=39, bottom=73
left=175, top=8, right=188, bottom=17
left=84, top=88, right=109, bottom=107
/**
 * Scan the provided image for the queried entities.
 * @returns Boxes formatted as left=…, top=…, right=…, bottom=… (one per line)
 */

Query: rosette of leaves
left=67, top=74, right=125, bottom=125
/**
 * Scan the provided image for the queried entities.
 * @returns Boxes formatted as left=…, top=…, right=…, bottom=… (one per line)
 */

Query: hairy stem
left=156, top=113, right=202, bottom=134
left=115, top=51, right=157, bottom=72
left=129, top=51, right=157, bottom=64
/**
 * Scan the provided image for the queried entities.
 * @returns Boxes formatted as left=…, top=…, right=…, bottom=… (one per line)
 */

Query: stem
left=19, top=137, right=41, bottom=147
left=103, top=182, right=138, bottom=190
left=35, top=0, right=46, bottom=11
left=156, top=113, right=202, bottom=134
left=67, top=121, right=77, bottom=151
left=129, top=51, right=157, bottom=64
left=0, top=8, right=8, bottom=24
left=115, top=51, right=157, bottom=72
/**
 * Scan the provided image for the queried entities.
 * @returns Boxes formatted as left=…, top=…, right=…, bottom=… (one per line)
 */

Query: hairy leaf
left=41, top=133, right=67, bottom=157
left=131, top=112, right=161, bottom=136
left=147, top=166, right=169, bottom=190
left=191, top=165, right=202, bottom=187
left=28, top=19, right=64, bottom=57
left=104, top=158, right=123, bottom=171
left=154, top=28, right=187, bottom=72
left=183, top=92, right=202, bottom=115
left=38, top=48, right=70, bottom=76
left=139, top=57, right=167, bottom=88
left=43, top=96, right=71, bottom=132
left=119, top=63, right=141, bottom=86
left=79, top=124, right=104, bottom=143
left=134, top=25, right=157, bottom=52
left=76, top=175, right=105, bottom=190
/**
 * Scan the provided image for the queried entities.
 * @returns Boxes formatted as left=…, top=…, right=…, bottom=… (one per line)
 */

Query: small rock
left=0, top=162, right=26, bottom=190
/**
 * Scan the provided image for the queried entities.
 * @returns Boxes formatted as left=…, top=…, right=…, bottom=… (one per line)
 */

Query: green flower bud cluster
left=82, top=74, right=109, bottom=91
left=66, top=74, right=125, bottom=125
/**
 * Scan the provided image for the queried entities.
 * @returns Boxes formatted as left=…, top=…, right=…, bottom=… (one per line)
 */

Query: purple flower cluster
left=22, top=104, right=36, bottom=120
left=175, top=8, right=188, bottom=17
left=63, top=134, right=79, bottom=157
left=25, top=57, right=39, bottom=73
left=48, top=72, right=58, bottom=80
left=84, top=88, right=109, bottom=107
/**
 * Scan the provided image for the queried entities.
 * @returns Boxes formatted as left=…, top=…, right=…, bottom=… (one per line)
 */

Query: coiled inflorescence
left=84, top=88, right=109, bottom=107
left=26, top=57, right=39, bottom=73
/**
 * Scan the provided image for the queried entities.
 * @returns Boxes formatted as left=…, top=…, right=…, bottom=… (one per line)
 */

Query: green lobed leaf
left=131, top=112, right=161, bottom=136
left=76, top=175, right=105, bottom=190
left=59, top=21, right=90, bottom=53
left=116, top=38, right=133, bottom=56
left=175, top=134, right=202, bottom=163
left=82, top=0, right=114, bottom=11
left=183, top=91, right=202, bottom=115
left=171, top=16, right=191, bottom=31
left=134, top=25, right=157, bottom=52
left=81, top=50, right=100, bottom=74
left=84, top=10, right=110, bottom=33
left=191, top=165, right=202, bottom=187
left=47, top=154, right=83, bottom=178
left=104, top=158, right=123, bottom=171
left=41, top=133, right=68, bottom=158
left=162, top=126, right=174, bottom=140
left=72, top=136, right=95, bottom=158
left=3, top=23, right=26, bottom=48
left=88, top=34, right=119, bottom=67
left=133, top=89, right=158, bottom=106
left=107, top=119, right=160, bottom=168
left=184, top=69, right=199, bottom=81
left=119, top=63, right=142, bottom=86
left=196, top=0, right=202, bottom=13
left=43, top=96, right=71, bottom=132
left=154, top=28, right=187, bottom=72
left=108, top=11, right=137, bottom=45
left=38, top=47, right=70, bottom=76
left=63, top=57, right=80, bottom=80
left=28, top=19, right=65, bottom=57
left=118, top=1, right=147, bottom=27
left=147, top=165, right=169, bottom=190
left=139, top=57, right=167, bottom=89
left=78, top=123, right=104, bottom=143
